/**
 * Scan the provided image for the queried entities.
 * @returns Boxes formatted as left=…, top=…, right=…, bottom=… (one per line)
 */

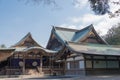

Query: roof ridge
left=53, top=24, right=93, bottom=33
left=67, top=41, right=110, bottom=47
left=54, top=26, right=78, bottom=32
left=12, top=32, right=31, bottom=47
left=71, top=24, right=93, bottom=42
left=76, top=24, right=93, bottom=33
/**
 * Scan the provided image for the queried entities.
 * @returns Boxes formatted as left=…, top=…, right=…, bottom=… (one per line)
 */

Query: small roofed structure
left=12, top=32, right=57, bottom=55
left=0, top=32, right=57, bottom=75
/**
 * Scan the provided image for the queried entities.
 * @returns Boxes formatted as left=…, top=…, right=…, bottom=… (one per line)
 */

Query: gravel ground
left=1, top=75, right=120, bottom=80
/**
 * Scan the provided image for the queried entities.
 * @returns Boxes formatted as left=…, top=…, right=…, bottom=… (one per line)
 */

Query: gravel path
left=1, top=75, right=120, bottom=80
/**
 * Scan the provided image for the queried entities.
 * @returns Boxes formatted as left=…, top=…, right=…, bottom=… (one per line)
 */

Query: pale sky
left=0, top=0, right=120, bottom=47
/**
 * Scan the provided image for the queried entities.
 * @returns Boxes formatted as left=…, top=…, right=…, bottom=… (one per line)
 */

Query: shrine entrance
left=21, top=47, right=55, bottom=75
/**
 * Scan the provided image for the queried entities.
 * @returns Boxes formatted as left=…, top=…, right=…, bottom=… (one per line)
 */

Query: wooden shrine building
left=1, top=24, right=120, bottom=76
left=47, top=24, right=120, bottom=75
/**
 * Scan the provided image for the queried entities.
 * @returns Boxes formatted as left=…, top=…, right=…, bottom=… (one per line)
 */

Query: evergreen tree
left=0, top=44, right=6, bottom=48
left=105, top=23, right=120, bottom=45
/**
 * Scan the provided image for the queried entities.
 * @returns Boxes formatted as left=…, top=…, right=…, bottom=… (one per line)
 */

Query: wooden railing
left=42, top=66, right=61, bottom=68
left=5, top=66, right=21, bottom=69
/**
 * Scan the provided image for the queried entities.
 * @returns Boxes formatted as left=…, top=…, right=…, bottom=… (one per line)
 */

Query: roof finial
left=28, top=32, right=31, bottom=35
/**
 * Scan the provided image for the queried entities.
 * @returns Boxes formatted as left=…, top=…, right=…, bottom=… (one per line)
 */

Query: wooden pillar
left=63, top=59, right=66, bottom=75
left=73, top=57, right=75, bottom=69
left=73, top=56, right=76, bottom=75
left=49, top=56, right=52, bottom=75
left=118, top=57, right=120, bottom=73
left=51, top=56, right=54, bottom=75
left=59, top=62, right=60, bottom=68
left=83, top=55, right=87, bottom=75
left=22, top=54, right=25, bottom=75
left=39, top=55, right=43, bottom=74
left=91, top=56, right=94, bottom=69
left=105, top=56, right=107, bottom=70
left=8, top=57, right=12, bottom=76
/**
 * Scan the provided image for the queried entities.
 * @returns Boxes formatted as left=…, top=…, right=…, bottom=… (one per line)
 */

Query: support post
left=39, top=55, right=43, bottom=74
left=49, top=56, right=52, bottom=75
left=59, top=62, right=60, bottom=69
left=63, top=59, right=66, bottom=75
left=22, top=54, right=25, bottom=75
left=73, top=57, right=75, bottom=69
left=73, top=57, right=76, bottom=75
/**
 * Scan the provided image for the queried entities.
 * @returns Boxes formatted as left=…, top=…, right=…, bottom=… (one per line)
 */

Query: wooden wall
left=65, top=55, right=86, bottom=75
left=85, top=55, right=120, bottom=75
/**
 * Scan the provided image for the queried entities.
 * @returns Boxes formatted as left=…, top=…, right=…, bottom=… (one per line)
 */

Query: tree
left=89, top=0, right=120, bottom=17
left=89, top=0, right=110, bottom=15
left=23, top=0, right=120, bottom=17
left=105, top=23, right=120, bottom=45
left=0, top=44, right=6, bottom=48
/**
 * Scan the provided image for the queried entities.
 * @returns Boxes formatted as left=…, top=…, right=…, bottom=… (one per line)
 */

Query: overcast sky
left=0, top=0, right=120, bottom=47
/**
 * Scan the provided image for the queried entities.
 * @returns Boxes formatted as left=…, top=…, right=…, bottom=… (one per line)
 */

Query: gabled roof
left=12, top=32, right=41, bottom=47
left=11, top=32, right=58, bottom=55
left=71, top=25, right=92, bottom=42
left=52, top=24, right=107, bottom=44
left=54, top=26, right=77, bottom=42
